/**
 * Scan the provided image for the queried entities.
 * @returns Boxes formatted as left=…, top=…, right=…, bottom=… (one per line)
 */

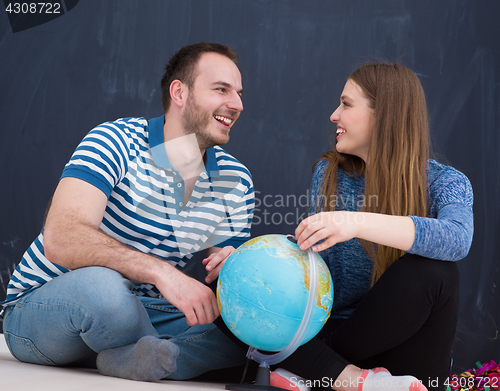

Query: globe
left=216, top=234, right=334, bottom=352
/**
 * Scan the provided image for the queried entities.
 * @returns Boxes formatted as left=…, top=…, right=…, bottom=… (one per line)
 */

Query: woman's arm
left=299, top=161, right=473, bottom=261
left=407, top=172, right=474, bottom=260
left=408, top=203, right=473, bottom=260
left=295, top=211, right=415, bottom=253
left=296, top=202, right=473, bottom=261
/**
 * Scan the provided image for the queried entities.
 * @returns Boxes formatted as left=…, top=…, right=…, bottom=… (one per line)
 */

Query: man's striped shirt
left=2, top=116, right=254, bottom=306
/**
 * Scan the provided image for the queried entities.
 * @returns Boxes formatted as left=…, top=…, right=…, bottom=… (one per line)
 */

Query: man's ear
left=170, top=80, right=187, bottom=108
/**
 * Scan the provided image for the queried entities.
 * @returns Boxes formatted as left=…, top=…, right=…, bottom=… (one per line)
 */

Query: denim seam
left=14, top=297, right=87, bottom=314
left=183, top=325, right=218, bottom=343
left=4, top=331, right=57, bottom=366
left=18, top=303, right=89, bottom=324
left=142, top=303, right=182, bottom=313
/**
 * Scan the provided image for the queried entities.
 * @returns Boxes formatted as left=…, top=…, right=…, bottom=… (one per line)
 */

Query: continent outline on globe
left=217, top=234, right=334, bottom=352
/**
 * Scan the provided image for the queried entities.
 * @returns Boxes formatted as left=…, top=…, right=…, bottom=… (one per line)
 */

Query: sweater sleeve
left=408, top=171, right=474, bottom=261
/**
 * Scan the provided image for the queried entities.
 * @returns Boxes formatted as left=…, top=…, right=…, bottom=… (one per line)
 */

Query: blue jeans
left=2, top=267, right=246, bottom=380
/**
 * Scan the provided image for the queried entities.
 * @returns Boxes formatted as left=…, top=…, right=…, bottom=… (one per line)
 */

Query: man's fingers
left=206, top=261, right=225, bottom=284
left=191, top=299, right=219, bottom=325
left=169, top=280, right=220, bottom=325
left=183, top=307, right=198, bottom=326
left=204, top=246, right=234, bottom=274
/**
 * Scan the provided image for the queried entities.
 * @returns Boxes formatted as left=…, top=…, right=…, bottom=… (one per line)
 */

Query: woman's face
left=330, top=79, right=375, bottom=163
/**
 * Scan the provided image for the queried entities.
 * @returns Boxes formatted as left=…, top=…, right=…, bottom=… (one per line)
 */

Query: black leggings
left=214, top=253, right=459, bottom=390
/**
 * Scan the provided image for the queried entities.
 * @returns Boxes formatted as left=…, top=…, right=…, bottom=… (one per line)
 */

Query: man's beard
left=182, top=93, right=229, bottom=150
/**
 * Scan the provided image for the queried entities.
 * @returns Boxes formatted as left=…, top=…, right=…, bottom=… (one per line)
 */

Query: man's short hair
left=161, top=42, right=239, bottom=114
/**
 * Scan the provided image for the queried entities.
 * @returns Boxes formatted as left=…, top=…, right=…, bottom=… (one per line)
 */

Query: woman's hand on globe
left=203, top=246, right=235, bottom=284
left=295, top=211, right=361, bottom=252
left=296, top=212, right=416, bottom=253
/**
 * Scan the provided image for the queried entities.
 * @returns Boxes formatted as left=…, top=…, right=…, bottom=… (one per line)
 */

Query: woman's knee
left=387, top=254, right=459, bottom=287
left=383, top=254, right=460, bottom=309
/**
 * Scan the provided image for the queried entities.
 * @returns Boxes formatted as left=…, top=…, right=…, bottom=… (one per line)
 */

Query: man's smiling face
left=181, top=52, right=243, bottom=149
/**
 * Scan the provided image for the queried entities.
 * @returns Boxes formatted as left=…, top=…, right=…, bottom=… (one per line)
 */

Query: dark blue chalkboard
left=0, top=0, right=499, bottom=374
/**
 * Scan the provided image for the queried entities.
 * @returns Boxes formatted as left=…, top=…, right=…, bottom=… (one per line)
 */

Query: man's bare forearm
left=44, top=219, right=173, bottom=288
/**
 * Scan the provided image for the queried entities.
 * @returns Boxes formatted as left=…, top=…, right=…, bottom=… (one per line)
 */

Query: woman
left=281, top=62, right=473, bottom=390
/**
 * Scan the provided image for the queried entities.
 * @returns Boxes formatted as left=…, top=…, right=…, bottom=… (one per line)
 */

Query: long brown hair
left=316, top=62, right=430, bottom=283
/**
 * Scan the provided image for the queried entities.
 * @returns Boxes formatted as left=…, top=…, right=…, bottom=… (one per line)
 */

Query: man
left=1, top=42, right=254, bottom=381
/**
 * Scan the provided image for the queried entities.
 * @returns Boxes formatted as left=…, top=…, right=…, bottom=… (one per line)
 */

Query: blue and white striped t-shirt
left=2, top=116, right=254, bottom=306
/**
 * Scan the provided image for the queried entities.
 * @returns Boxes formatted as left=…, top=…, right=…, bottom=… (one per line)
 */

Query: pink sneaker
left=359, top=368, right=428, bottom=391
left=270, top=368, right=310, bottom=391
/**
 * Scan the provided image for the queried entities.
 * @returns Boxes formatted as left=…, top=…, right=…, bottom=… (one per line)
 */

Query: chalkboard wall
left=1, top=0, right=499, bottom=374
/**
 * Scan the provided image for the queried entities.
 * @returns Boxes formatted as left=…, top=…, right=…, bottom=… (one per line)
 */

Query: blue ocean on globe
left=217, top=234, right=334, bottom=352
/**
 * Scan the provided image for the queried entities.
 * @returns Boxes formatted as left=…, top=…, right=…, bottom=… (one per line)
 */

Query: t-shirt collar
left=148, top=115, right=219, bottom=178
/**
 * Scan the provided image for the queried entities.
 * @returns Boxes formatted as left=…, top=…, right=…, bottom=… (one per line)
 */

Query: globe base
left=225, top=365, right=285, bottom=391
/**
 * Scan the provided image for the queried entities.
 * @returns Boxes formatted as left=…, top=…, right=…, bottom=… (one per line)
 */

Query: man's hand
left=203, top=246, right=235, bottom=284
left=155, top=269, right=220, bottom=326
left=157, top=245, right=234, bottom=326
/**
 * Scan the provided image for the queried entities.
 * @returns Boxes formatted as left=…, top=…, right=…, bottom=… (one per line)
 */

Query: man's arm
left=43, top=176, right=219, bottom=326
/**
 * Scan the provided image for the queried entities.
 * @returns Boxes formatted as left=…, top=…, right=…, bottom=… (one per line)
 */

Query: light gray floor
left=0, top=333, right=228, bottom=390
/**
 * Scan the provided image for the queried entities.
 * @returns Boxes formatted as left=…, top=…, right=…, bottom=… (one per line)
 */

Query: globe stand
left=225, top=239, right=318, bottom=391
left=225, top=364, right=284, bottom=391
